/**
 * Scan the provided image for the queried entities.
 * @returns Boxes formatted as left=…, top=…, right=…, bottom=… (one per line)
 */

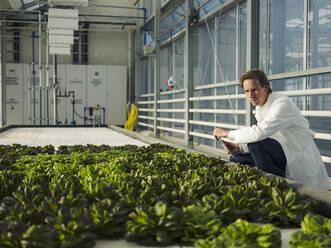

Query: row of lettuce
left=0, top=143, right=330, bottom=247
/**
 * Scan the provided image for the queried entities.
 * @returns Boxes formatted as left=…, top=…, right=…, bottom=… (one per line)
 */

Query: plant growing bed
left=0, top=143, right=329, bottom=247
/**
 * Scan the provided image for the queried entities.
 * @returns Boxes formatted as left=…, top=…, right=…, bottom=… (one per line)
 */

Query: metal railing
left=137, top=78, right=331, bottom=164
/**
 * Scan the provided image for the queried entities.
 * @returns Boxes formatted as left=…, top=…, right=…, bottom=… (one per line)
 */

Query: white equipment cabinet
left=6, top=64, right=24, bottom=125
left=6, top=63, right=127, bottom=126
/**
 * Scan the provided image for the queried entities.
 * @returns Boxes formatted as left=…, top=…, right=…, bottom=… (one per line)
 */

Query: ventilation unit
left=48, top=0, right=88, bottom=7
left=47, top=8, right=79, bottom=55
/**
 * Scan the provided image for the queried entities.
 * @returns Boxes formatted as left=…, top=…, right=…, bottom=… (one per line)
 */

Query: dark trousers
left=229, top=138, right=286, bottom=177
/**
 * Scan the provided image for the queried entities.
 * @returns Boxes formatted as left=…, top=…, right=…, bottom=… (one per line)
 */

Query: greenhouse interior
left=1, top=0, right=331, bottom=247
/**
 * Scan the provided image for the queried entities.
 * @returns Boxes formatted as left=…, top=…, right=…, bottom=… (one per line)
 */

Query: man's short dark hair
left=239, top=69, right=272, bottom=93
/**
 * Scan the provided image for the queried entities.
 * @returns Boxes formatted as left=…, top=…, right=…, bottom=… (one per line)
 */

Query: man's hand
left=213, top=127, right=229, bottom=139
left=222, top=140, right=239, bottom=155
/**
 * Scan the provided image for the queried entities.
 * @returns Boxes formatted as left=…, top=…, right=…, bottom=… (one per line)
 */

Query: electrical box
left=86, top=65, right=107, bottom=117
left=6, top=64, right=24, bottom=125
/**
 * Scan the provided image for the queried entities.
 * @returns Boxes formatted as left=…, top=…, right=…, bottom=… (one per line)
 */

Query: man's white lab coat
left=228, top=92, right=331, bottom=190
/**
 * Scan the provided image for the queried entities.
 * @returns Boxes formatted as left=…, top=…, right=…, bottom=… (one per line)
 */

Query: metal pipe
left=27, top=56, right=31, bottom=124
left=70, top=91, right=75, bottom=125
left=38, top=11, right=42, bottom=125
left=31, top=31, right=37, bottom=127
left=0, top=20, right=41, bottom=24
left=46, top=26, right=49, bottom=125
left=53, top=54, right=57, bottom=125
left=79, top=21, right=135, bottom=25
left=0, top=8, right=41, bottom=13
left=102, top=107, right=105, bottom=125
left=89, top=4, right=143, bottom=10
left=83, top=107, right=86, bottom=125
left=79, top=14, right=144, bottom=19
left=141, top=7, right=147, bottom=45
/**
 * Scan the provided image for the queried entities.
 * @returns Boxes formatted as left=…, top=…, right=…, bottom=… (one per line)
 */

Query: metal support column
left=46, top=27, right=50, bottom=125
left=134, top=3, right=142, bottom=105
left=153, top=0, right=161, bottom=138
left=246, top=0, right=259, bottom=126
left=302, top=0, right=308, bottom=112
left=38, top=12, right=43, bottom=125
left=0, top=21, right=6, bottom=127
left=185, top=0, right=194, bottom=148
left=128, top=29, right=135, bottom=104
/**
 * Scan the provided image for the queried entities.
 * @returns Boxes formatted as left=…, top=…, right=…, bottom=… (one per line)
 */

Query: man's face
left=243, top=78, right=269, bottom=107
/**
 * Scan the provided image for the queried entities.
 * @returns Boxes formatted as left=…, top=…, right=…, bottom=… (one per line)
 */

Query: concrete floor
left=95, top=229, right=298, bottom=248
left=0, top=127, right=299, bottom=248
left=0, top=127, right=147, bottom=148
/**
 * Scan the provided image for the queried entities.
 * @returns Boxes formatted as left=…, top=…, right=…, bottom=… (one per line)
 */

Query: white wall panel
left=86, top=64, right=106, bottom=106
left=65, top=64, right=87, bottom=125
left=6, top=63, right=24, bottom=125
left=88, top=31, right=128, bottom=65
left=106, top=65, right=127, bottom=125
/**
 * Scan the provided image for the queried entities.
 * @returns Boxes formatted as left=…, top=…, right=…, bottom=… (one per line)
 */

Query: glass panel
left=270, top=77, right=304, bottom=92
left=160, top=45, right=173, bottom=92
left=173, top=2, right=186, bottom=36
left=146, top=0, right=155, bottom=16
left=160, top=14, right=172, bottom=42
left=141, top=58, right=149, bottom=94
left=174, top=37, right=185, bottom=89
left=193, top=20, right=215, bottom=86
left=261, top=0, right=304, bottom=74
left=308, top=73, right=331, bottom=89
left=270, top=78, right=304, bottom=109
left=192, top=124, right=214, bottom=147
left=217, top=8, right=236, bottom=82
left=308, top=0, right=331, bottom=68
left=149, top=56, right=154, bottom=93
left=239, top=3, right=247, bottom=77
left=198, top=0, right=225, bottom=18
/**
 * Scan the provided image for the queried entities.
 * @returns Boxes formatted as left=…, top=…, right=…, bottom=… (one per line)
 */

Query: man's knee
left=247, top=141, right=264, bottom=152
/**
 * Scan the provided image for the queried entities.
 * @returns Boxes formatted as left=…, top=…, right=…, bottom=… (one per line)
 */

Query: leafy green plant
left=46, top=207, right=97, bottom=248
left=0, top=220, right=57, bottom=248
left=195, top=219, right=281, bottom=248
left=182, top=204, right=223, bottom=244
left=218, top=185, right=260, bottom=224
left=290, top=231, right=331, bottom=248
left=90, top=198, right=129, bottom=238
left=0, top=143, right=322, bottom=247
left=289, top=213, right=331, bottom=248
left=264, top=187, right=312, bottom=226
left=301, top=213, right=331, bottom=235
left=126, top=201, right=184, bottom=245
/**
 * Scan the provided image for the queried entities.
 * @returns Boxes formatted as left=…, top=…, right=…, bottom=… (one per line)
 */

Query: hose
left=124, top=104, right=138, bottom=131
